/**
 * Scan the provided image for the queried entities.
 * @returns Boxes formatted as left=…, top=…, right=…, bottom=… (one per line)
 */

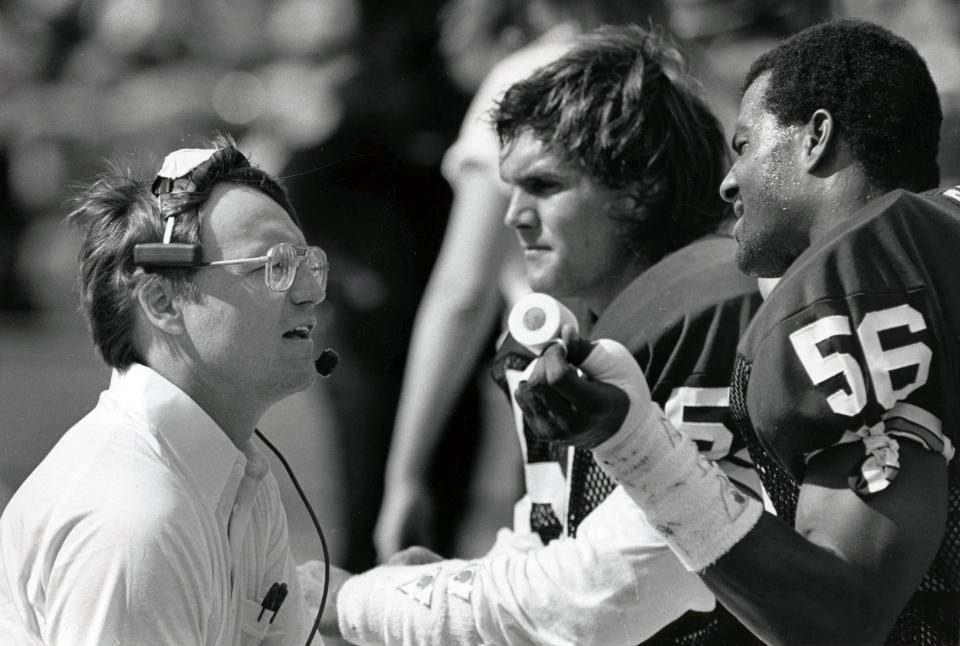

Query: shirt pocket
left=239, top=596, right=271, bottom=645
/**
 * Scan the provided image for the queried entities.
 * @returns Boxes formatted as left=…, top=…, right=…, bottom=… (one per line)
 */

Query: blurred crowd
left=1, top=0, right=959, bottom=572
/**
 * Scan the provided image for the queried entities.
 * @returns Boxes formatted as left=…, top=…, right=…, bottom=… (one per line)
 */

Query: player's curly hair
left=744, top=19, right=941, bottom=192
left=492, top=23, right=730, bottom=264
left=66, top=134, right=297, bottom=369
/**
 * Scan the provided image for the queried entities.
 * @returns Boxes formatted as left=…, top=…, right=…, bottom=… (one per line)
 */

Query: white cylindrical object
left=508, top=292, right=579, bottom=354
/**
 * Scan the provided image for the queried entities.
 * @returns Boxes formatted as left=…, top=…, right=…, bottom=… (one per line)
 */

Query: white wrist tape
left=582, top=339, right=763, bottom=572
left=338, top=560, right=485, bottom=645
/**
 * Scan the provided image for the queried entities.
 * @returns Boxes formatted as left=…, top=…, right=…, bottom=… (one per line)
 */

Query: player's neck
left=585, top=257, right=651, bottom=319
left=809, top=171, right=885, bottom=245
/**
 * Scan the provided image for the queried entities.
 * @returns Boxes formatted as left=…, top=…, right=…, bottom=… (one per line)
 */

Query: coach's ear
left=137, top=276, right=186, bottom=335
left=802, top=108, right=837, bottom=173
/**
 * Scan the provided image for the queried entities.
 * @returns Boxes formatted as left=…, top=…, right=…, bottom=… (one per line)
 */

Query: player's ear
left=607, top=182, right=660, bottom=220
left=136, top=275, right=186, bottom=335
left=608, top=193, right=641, bottom=215
left=802, top=108, right=836, bottom=172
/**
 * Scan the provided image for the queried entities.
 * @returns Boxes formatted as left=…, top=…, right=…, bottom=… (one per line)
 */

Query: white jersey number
left=789, top=304, right=931, bottom=416
left=664, top=386, right=732, bottom=459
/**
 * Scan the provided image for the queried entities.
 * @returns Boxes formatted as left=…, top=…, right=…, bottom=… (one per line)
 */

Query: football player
left=326, top=24, right=763, bottom=645
left=514, top=19, right=959, bottom=645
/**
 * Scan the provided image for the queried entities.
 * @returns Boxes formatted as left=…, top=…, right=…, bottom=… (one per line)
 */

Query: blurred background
left=1, top=0, right=958, bottom=575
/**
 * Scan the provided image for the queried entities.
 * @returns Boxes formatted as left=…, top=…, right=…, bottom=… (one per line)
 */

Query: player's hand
left=373, top=479, right=436, bottom=562
left=386, top=545, right=444, bottom=566
left=514, top=327, right=630, bottom=450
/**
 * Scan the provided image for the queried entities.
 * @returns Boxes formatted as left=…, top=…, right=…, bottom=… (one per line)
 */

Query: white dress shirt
left=0, top=363, right=314, bottom=645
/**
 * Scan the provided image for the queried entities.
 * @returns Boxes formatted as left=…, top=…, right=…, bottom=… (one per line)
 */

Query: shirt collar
left=106, top=363, right=255, bottom=512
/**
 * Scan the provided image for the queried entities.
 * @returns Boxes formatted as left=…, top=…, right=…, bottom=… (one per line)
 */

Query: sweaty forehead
left=737, top=73, right=775, bottom=128
left=200, top=183, right=304, bottom=257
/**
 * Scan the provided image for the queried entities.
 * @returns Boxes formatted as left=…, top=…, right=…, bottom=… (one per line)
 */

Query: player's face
left=179, top=184, right=325, bottom=408
left=720, top=73, right=810, bottom=278
left=500, top=131, right=645, bottom=313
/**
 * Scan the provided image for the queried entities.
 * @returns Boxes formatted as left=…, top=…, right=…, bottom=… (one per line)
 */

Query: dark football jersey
left=491, top=234, right=764, bottom=645
left=730, top=186, right=960, bottom=645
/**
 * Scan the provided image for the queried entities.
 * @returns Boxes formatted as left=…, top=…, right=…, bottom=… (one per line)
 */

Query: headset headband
left=151, top=148, right=221, bottom=197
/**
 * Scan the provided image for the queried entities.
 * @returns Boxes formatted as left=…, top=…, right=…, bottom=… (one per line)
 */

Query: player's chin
left=734, top=248, right=762, bottom=277
left=524, top=263, right=556, bottom=293
left=526, top=273, right=569, bottom=298
left=735, top=244, right=790, bottom=279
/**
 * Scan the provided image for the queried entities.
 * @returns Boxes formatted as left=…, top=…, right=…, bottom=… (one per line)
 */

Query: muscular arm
left=517, top=337, right=950, bottom=645
left=375, top=167, right=514, bottom=557
left=703, top=441, right=947, bottom=645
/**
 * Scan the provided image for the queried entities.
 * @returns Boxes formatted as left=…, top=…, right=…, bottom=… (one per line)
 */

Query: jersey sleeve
left=744, top=195, right=959, bottom=485
left=748, top=288, right=952, bottom=484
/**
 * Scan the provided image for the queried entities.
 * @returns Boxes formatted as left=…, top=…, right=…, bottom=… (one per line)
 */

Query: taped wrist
left=338, top=560, right=485, bottom=645
left=579, top=339, right=763, bottom=572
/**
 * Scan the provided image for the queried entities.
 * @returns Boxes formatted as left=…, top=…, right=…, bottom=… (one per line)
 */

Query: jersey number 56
left=789, top=304, right=931, bottom=416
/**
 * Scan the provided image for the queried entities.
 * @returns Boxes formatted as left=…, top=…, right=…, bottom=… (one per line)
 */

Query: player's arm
left=515, top=336, right=948, bottom=645
left=702, top=293, right=951, bottom=643
left=702, top=440, right=946, bottom=645
left=338, top=485, right=713, bottom=646
left=375, top=165, right=511, bottom=559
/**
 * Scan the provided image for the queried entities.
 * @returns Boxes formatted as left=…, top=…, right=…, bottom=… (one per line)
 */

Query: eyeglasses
left=198, top=242, right=328, bottom=293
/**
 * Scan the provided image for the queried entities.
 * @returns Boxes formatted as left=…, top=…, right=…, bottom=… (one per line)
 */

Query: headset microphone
left=314, top=348, right=340, bottom=377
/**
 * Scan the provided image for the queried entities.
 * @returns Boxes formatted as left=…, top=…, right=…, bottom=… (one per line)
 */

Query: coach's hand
left=514, top=327, right=630, bottom=450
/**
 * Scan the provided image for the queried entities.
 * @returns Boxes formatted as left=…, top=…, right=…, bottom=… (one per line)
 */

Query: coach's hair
left=493, top=23, right=730, bottom=263
left=66, top=134, right=297, bottom=369
left=744, top=19, right=941, bottom=192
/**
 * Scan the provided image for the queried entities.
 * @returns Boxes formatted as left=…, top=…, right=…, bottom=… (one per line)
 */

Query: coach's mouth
left=522, top=243, right=551, bottom=253
left=283, top=323, right=315, bottom=340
